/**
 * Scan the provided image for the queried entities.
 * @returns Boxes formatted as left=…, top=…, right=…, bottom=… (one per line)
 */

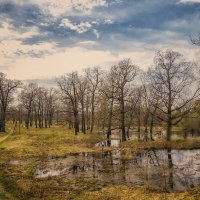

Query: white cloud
left=0, top=21, right=56, bottom=70
left=28, top=0, right=108, bottom=16
left=0, top=1, right=199, bottom=82
left=93, top=29, right=100, bottom=38
left=0, top=39, right=56, bottom=64
left=179, top=0, right=200, bottom=3
left=5, top=47, right=118, bottom=79
left=1, top=38, right=199, bottom=80
left=0, top=20, right=199, bottom=81
left=78, top=40, right=97, bottom=46
left=0, top=21, right=42, bottom=41
left=60, top=19, right=92, bottom=34
left=71, top=0, right=108, bottom=14
left=104, top=19, right=114, bottom=24
left=3, top=0, right=108, bottom=17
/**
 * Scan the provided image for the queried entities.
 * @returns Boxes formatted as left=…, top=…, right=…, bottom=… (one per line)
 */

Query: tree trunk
left=81, top=100, right=86, bottom=134
left=90, top=94, right=95, bottom=133
left=126, top=127, right=130, bottom=140
left=144, top=108, right=150, bottom=141
left=167, top=69, right=172, bottom=141
left=167, top=149, right=173, bottom=190
left=48, top=113, right=52, bottom=128
left=149, top=114, right=154, bottom=141
left=74, top=110, right=79, bottom=135
left=106, top=98, right=114, bottom=140
left=137, top=108, right=141, bottom=133
left=167, top=120, right=172, bottom=141
left=120, top=94, right=126, bottom=142
left=30, top=112, right=33, bottom=127
left=0, top=112, right=6, bottom=132
left=86, top=95, right=90, bottom=131
left=167, top=103, right=172, bottom=141
left=26, top=109, right=30, bottom=129
left=45, top=118, right=47, bottom=128
left=68, top=121, right=72, bottom=129
left=38, top=110, right=42, bottom=128
left=184, top=131, right=188, bottom=139
left=34, top=110, right=38, bottom=128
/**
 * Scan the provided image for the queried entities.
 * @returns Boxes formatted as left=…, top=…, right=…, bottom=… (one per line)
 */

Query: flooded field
left=31, top=149, right=200, bottom=192
left=95, top=134, right=120, bottom=147
left=94, top=131, right=200, bottom=148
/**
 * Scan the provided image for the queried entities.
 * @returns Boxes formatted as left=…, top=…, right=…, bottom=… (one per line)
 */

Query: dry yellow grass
left=0, top=125, right=200, bottom=199
left=75, top=185, right=200, bottom=200
left=121, top=138, right=200, bottom=150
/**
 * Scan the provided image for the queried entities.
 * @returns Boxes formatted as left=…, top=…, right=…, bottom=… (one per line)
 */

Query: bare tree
left=43, top=88, right=57, bottom=128
left=85, top=67, right=102, bottom=133
left=111, top=59, right=139, bottom=141
left=57, top=72, right=80, bottom=135
left=0, top=73, right=21, bottom=132
left=148, top=50, right=200, bottom=141
left=125, top=87, right=141, bottom=140
left=35, top=87, right=46, bottom=128
left=101, top=70, right=116, bottom=141
left=135, top=90, right=143, bottom=140
left=20, top=83, right=38, bottom=129
left=141, top=74, right=159, bottom=141
left=77, top=75, right=88, bottom=134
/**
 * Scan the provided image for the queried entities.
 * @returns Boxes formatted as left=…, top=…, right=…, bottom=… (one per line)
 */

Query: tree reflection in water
left=34, top=149, right=200, bottom=192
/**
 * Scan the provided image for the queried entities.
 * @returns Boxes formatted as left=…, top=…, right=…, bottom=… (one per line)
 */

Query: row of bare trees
left=19, top=84, right=57, bottom=129
left=57, top=67, right=102, bottom=135
left=56, top=50, right=200, bottom=141
left=0, top=73, right=21, bottom=132
left=0, top=49, right=200, bottom=142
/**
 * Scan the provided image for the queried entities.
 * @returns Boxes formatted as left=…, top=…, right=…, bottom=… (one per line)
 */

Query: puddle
left=95, top=134, right=121, bottom=147
left=9, top=160, right=20, bottom=165
left=94, top=132, right=198, bottom=147
left=9, top=159, right=32, bottom=165
left=95, top=139, right=120, bottom=147
left=33, top=149, right=200, bottom=192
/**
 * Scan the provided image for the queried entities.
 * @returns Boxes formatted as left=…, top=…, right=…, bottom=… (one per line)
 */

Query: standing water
left=95, top=134, right=121, bottom=147
left=33, top=149, right=200, bottom=192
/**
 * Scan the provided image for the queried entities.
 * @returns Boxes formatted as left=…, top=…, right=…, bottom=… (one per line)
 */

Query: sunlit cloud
left=60, top=19, right=92, bottom=34
left=0, top=0, right=199, bottom=81
left=93, top=29, right=100, bottom=39
left=19, top=0, right=108, bottom=16
left=179, top=0, right=200, bottom=3
left=0, top=21, right=42, bottom=41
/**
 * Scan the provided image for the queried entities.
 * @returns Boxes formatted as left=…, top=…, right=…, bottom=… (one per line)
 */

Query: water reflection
left=95, top=134, right=121, bottom=147
left=34, top=149, right=200, bottom=192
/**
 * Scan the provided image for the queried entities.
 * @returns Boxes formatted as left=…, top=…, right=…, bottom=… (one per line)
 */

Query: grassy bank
left=0, top=126, right=200, bottom=199
left=120, top=138, right=200, bottom=150
left=75, top=185, right=200, bottom=200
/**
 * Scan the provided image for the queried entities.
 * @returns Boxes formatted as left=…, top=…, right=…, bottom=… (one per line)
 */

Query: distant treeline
left=1, top=49, right=200, bottom=142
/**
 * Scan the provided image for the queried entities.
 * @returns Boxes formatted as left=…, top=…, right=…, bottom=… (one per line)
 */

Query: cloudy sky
left=0, top=0, right=200, bottom=83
